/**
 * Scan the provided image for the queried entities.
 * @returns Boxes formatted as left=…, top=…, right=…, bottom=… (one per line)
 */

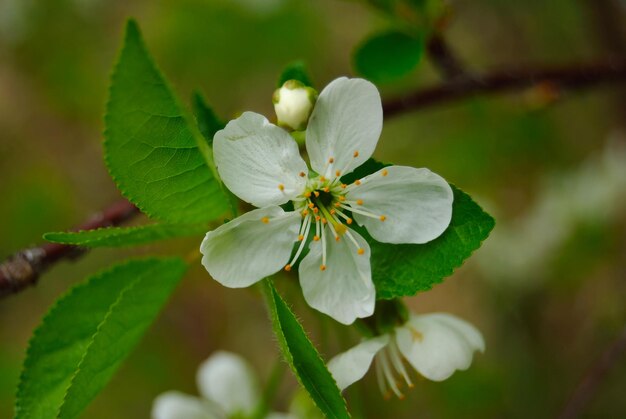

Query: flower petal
left=200, top=207, right=301, bottom=287
left=214, top=111, right=308, bottom=207
left=196, top=351, right=260, bottom=416
left=347, top=165, right=453, bottom=244
left=306, top=77, right=382, bottom=178
left=298, top=225, right=375, bottom=324
left=151, top=391, right=217, bottom=419
left=395, top=313, right=484, bottom=382
left=327, top=335, right=390, bottom=390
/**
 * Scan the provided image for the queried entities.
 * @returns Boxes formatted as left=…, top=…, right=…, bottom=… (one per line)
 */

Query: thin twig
left=0, top=199, right=138, bottom=298
left=558, top=325, right=626, bottom=419
left=426, top=33, right=471, bottom=80
left=383, top=59, right=626, bottom=117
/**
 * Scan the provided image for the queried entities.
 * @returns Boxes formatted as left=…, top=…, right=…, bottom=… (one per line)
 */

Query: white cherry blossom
left=200, top=77, right=454, bottom=325
left=328, top=313, right=485, bottom=398
left=152, top=351, right=294, bottom=419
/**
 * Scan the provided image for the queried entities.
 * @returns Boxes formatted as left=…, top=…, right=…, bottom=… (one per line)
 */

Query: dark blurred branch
left=426, top=33, right=471, bottom=80
left=0, top=200, right=138, bottom=299
left=383, top=59, right=626, bottom=117
left=559, top=326, right=626, bottom=419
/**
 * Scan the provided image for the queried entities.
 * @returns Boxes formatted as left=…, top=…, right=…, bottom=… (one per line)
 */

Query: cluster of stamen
left=278, top=152, right=388, bottom=272
left=374, top=339, right=414, bottom=400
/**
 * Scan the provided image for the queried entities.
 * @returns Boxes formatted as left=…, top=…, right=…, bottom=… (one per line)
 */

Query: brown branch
left=0, top=199, right=139, bottom=298
left=426, top=33, right=471, bottom=81
left=558, top=325, right=626, bottom=419
left=383, top=58, right=626, bottom=117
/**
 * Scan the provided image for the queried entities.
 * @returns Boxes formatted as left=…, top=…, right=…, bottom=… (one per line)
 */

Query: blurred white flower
left=328, top=313, right=484, bottom=398
left=273, top=80, right=317, bottom=131
left=201, top=77, right=454, bottom=325
left=152, top=351, right=293, bottom=419
left=477, top=135, right=626, bottom=286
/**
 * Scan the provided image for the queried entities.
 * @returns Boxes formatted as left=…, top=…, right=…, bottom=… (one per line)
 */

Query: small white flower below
left=152, top=351, right=293, bottom=419
left=328, top=313, right=484, bottom=399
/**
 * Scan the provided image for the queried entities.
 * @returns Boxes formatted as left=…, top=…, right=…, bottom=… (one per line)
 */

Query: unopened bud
left=273, top=80, right=317, bottom=131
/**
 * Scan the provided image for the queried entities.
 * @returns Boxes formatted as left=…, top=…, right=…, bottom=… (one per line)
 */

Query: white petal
left=196, top=351, right=260, bottom=416
left=306, top=78, right=382, bottom=178
left=200, top=207, right=301, bottom=288
left=395, top=313, right=484, bottom=382
left=298, top=225, right=375, bottom=325
left=151, top=391, right=217, bottom=419
left=214, top=111, right=308, bottom=207
left=327, top=335, right=390, bottom=390
left=347, top=165, right=453, bottom=244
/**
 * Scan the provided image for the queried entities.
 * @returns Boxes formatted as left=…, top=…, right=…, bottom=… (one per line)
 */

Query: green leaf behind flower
left=371, top=186, right=495, bottom=299
left=104, top=20, right=228, bottom=223
left=15, top=257, right=186, bottom=419
left=192, top=91, right=225, bottom=146
left=43, top=223, right=208, bottom=248
left=353, top=30, right=424, bottom=84
left=264, top=280, right=350, bottom=419
left=278, top=60, right=314, bottom=87
left=344, top=158, right=495, bottom=299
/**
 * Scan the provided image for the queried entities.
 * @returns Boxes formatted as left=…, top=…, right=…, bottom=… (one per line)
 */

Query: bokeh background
left=1, top=0, right=625, bottom=417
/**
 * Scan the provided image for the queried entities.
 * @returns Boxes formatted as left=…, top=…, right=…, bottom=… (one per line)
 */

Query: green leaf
left=371, top=186, right=495, bottom=299
left=43, top=223, right=208, bottom=248
left=104, top=19, right=228, bottom=223
left=15, top=257, right=186, bottom=419
left=353, top=30, right=424, bottom=84
left=277, top=61, right=314, bottom=87
left=264, top=280, right=350, bottom=419
left=192, top=91, right=225, bottom=146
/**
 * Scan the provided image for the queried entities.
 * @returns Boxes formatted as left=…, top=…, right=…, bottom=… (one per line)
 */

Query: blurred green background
left=1, top=0, right=625, bottom=417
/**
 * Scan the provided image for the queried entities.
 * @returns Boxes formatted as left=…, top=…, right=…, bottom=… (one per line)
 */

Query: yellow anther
left=320, top=176, right=326, bottom=182
left=334, top=202, right=341, bottom=207
left=341, top=184, right=347, bottom=189
left=313, top=235, right=320, bottom=241
left=315, top=215, right=321, bottom=221
left=353, top=151, right=359, bottom=158
left=335, top=170, right=341, bottom=177
left=298, top=235, right=304, bottom=241
left=284, top=264, right=292, bottom=272
left=261, top=217, right=270, bottom=224
left=382, top=169, right=388, bottom=177
left=335, top=236, right=340, bottom=242
left=347, top=218, right=353, bottom=225
left=356, top=199, right=364, bottom=205
left=380, top=215, right=387, bottom=222
left=355, top=179, right=361, bottom=185
left=301, top=209, right=309, bottom=216
left=322, top=218, right=328, bottom=224
left=313, top=207, right=319, bottom=214
left=308, top=202, right=315, bottom=209
left=304, top=191, right=311, bottom=198
left=410, top=328, right=424, bottom=342
left=323, top=187, right=330, bottom=193
left=330, top=209, right=336, bottom=215
left=278, top=184, right=285, bottom=191
left=357, top=248, right=365, bottom=255
left=299, top=171, right=306, bottom=177
left=328, top=157, right=334, bottom=163
left=314, top=191, right=320, bottom=197
left=320, top=265, right=327, bottom=271
left=339, top=196, right=346, bottom=201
